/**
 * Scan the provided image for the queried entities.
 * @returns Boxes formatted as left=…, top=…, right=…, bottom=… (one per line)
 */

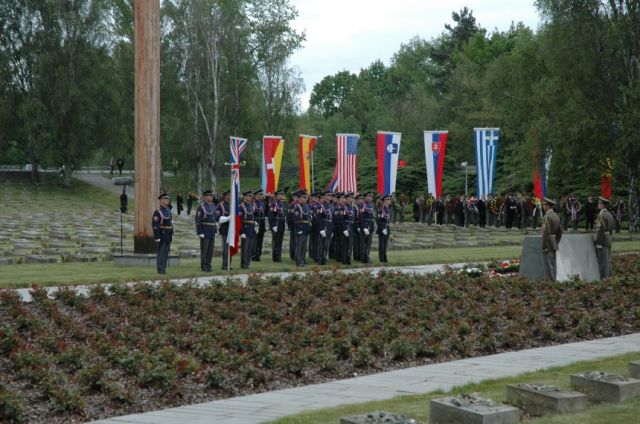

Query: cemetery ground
left=269, top=352, right=640, bottom=424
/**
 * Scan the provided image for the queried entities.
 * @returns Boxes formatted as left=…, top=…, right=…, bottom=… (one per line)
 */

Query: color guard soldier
left=287, top=191, right=298, bottom=261
left=595, top=196, right=614, bottom=279
left=342, top=192, right=356, bottom=264
left=309, top=192, right=321, bottom=263
left=269, top=189, right=286, bottom=262
left=239, top=190, right=256, bottom=269
left=541, top=197, right=563, bottom=281
left=332, top=193, right=345, bottom=261
left=359, top=192, right=375, bottom=263
left=252, top=189, right=266, bottom=261
left=152, top=193, right=173, bottom=274
left=217, top=190, right=232, bottom=270
left=377, top=195, right=392, bottom=262
left=353, top=193, right=364, bottom=261
left=293, top=190, right=312, bottom=267
left=195, top=189, right=218, bottom=272
left=317, top=191, right=334, bottom=265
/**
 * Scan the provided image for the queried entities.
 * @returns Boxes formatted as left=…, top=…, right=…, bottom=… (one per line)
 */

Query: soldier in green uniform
left=595, top=196, right=615, bottom=279
left=541, top=197, right=563, bottom=281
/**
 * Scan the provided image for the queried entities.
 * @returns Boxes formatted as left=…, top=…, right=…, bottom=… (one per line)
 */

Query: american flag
left=327, top=133, right=360, bottom=193
left=228, top=136, right=248, bottom=257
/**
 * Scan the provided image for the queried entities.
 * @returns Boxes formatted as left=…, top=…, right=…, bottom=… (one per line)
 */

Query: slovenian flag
left=376, top=131, right=401, bottom=195
left=474, top=128, right=500, bottom=196
left=261, top=136, right=284, bottom=194
left=424, top=131, right=448, bottom=199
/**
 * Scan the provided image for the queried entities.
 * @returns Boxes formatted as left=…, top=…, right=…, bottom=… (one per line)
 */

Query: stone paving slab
left=90, top=333, right=640, bottom=424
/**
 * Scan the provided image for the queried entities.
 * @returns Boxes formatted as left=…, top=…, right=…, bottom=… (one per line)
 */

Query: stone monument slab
left=506, top=383, right=587, bottom=416
left=341, top=411, right=420, bottom=424
left=570, top=371, right=640, bottom=403
left=430, top=394, right=519, bottom=424
left=630, top=361, right=640, bottom=379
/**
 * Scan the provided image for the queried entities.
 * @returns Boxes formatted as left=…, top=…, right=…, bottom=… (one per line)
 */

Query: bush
left=0, top=389, right=26, bottom=423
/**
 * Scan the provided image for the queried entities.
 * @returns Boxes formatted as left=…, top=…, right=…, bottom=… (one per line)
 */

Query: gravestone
left=630, top=361, right=640, bottom=379
left=570, top=371, right=640, bottom=403
left=506, top=383, right=587, bottom=416
left=519, top=234, right=600, bottom=281
left=341, top=411, right=420, bottom=424
left=430, top=394, right=519, bottom=424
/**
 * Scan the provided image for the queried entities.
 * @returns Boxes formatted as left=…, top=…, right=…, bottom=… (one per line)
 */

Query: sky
left=289, top=0, right=542, bottom=110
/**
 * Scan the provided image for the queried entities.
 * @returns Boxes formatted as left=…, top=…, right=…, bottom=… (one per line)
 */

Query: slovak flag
left=228, top=136, right=248, bottom=257
left=376, top=131, right=401, bottom=195
left=424, top=131, right=448, bottom=199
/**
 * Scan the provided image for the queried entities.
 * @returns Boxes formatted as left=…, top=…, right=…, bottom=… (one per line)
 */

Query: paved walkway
left=90, top=333, right=640, bottom=424
left=75, top=173, right=135, bottom=198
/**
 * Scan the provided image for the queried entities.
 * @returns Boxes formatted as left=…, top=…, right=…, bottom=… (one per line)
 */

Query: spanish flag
left=298, top=134, right=317, bottom=191
left=262, top=136, right=284, bottom=194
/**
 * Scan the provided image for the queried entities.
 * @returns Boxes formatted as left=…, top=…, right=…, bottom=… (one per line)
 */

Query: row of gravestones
left=341, top=361, right=640, bottom=424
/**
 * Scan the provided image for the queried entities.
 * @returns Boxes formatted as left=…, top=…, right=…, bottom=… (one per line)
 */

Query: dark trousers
left=295, top=233, right=308, bottom=266
left=378, top=232, right=389, bottom=262
left=156, top=241, right=171, bottom=273
left=353, top=230, right=361, bottom=261
left=253, top=225, right=265, bottom=260
left=360, top=232, right=373, bottom=263
left=200, top=236, right=215, bottom=271
left=597, top=246, right=611, bottom=279
left=341, top=232, right=353, bottom=264
left=241, top=236, right=255, bottom=269
left=221, top=235, right=230, bottom=269
left=309, top=228, right=318, bottom=262
left=272, top=229, right=284, bottom=262
left=586, top=217, right=595, bottom=231
left=543, top=250, right=556, bottom=281
left=318, top=233, right=332, bottom=264
left=289, top=230, right=296, bottom=260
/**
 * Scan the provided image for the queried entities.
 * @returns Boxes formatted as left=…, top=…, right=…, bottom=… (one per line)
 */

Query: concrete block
left=430, top=395, right=519, bottom=424
left=341, top=411, right=420, bottom=424
left=519, top=234, right=600, bottom=282
left=112, top=254, right=181, bottom=267
left=630, top=361, right=640, bottom=379
left=506, top=383, right=587, bottom=416
left=570, top=371, right=640, bottom=403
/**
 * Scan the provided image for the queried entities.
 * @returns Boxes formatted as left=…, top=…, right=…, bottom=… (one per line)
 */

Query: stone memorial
left=570, top=371, right=640, bottom=403
left=430, top=393, right=519, bottom=424
left=630, top=361, right=640, bottom=379
left=341, top=411, right=420, bottom=424
left=506, top=383, right=587, bottom=416
left=519, top=234, right=600, bottom=281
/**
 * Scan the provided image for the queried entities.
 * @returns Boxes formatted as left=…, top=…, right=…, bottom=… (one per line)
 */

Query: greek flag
left=474, top=128, right=499, bottom=196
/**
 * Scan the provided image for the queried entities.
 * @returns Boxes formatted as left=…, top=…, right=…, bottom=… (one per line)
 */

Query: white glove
left=218, top=216, right=230, bottom=223
left=240, top=234, right=246, bottom=239
left=342, top=230, right=349, bottom=237
left=256, top=226, right=260, bottom=234
left=320, top=229, right=326, bottom=238
left=363, top=228, right=370, bottom=236
left=199, top=234, right=204, bottom=238
left=155, top=239, right=160, bottom=242
left=297, top=231, right=303, bottom=235
left=382, top=229, right=388, bottom=235
left=272, top=226, right=278, bottom=232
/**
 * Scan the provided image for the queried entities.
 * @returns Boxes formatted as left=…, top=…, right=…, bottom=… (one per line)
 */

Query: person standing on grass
left=269, top=190, right=287, bottom=262
left=176, top=192, right=184, bottom=215
left=541, top=197, right=563, bottom=281
left=293, top=190, right=312, bottom=267
left=252, top=189, right=266, bottom=262
left=359, top=192, right=375, bottom=263
left=239, top=191, right=256, bottom=269
left=377, top=195, right=392, bottom=263
left=109, top=157, right=115, bottom=176
left=195, top=190, right=218, bottom=272
left=152, top=193, right=173, bottom=275
left=217, top=190, right=232, bottom=270
left=595, top=196, right=615, bottom=279
left=116, top=158, right=124, bottom=175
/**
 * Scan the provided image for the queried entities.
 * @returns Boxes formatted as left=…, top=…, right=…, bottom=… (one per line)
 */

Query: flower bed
left=0, top=254, right=639, bottom=423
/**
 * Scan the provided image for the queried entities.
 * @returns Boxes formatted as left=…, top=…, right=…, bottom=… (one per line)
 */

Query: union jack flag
left=327, top=133, right=360, bottom=193
left=228, top=136, right=248, bottom=257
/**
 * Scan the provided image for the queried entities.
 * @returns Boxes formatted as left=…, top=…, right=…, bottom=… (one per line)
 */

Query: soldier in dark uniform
left=293, top=190, right=312, bottom=267
left=239, top=191, right=256, bottom=269
left=353, top=193, right=363, bottom=261
left=505, top=193, right=518, bottom=229
left=333, top=193, right=346, bottom=261
left=252, top=189, right=266, bottom=261
left=152, top=193, right=173, bottom=274
left=585, top=195, right=597, bottom=231
left=308, top=192, right=321, bottom=263
left=216, top=190, right=232, bottom=270
left=195, top=189, right=218, bottom=272
left=287, top=191, right=298, bottom=261
left=377, top=195, right=392, bottom=262
left=269, top=190, right=287, bottom=262
left=595, top=196, right=614, bottom=279
left=358, top=192, right=375, bottom=263
left=341, top=192, right=356, bottom=264
left=541, top=197, right=563, bottom=281
left=317, top=191, right=334, bottom=265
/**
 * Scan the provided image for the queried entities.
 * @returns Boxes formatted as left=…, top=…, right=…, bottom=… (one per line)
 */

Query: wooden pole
left=134, top=0, right=161, bottom=253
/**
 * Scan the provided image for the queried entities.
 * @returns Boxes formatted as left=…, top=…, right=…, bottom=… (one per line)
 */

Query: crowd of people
left=151, top=189, right=393, bottom=274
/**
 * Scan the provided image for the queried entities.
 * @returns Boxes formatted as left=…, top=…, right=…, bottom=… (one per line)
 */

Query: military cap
left=598, top=196, right=610, bottom=205
left=542, top=197, right=555, bottom=206
left=242, top=190, right=254, bottom=196
left=297, top=189, right=308, bottom=196
left=158, top=192, right=170, bottom=200
left=334, top=192, right=343, bottom=199
left=364, top=191, right=373, bottom=197
left=203, top=189, right=213, bottom=196
left=344, top=191, right=354, bottom=197
left=274, top=189, right=284, bottom=195
left=311, top=191, right=321, bottom=197
left=222, top=190, right=231, bottom=196
left=355, top=193, right=364, bottom=199
left=254, top=188, right=264, bottom=195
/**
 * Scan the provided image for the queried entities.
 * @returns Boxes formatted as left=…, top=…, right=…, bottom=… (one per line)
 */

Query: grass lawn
left=2, top=241, right=640, bottom=288
left=268, top=352, right=640, bottom=424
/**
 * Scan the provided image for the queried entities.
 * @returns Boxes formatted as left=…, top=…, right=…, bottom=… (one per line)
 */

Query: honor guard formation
left=152, top=189, right=394, bottom=274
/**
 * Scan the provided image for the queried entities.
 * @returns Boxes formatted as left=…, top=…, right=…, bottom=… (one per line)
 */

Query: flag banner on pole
left=262, top=135, right=284, bottom=194
left=601, top=158, right=613, bottom=198
left=376, top=131, right=401, bottom=195
left=298, top=134, right=317, bottom=191
left=326, top=133, right=360, bottom=193
left=260, top=141, right=266, bottom=192
left=424, top=131, right=448, bottom=199
left=228, top=136, right=248, bottom=257
left=474, top=128, right=500, bottom=196
left=533, top=160, right=547, bottom=200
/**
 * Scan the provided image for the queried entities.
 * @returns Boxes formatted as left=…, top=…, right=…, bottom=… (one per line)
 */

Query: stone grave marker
left=630, top=361, right=640, bottom=379
left=570, top=371, right=640, bottom=403
left=341, top=411, right=420, bottom=424
left=430, top=393, right=519, bottom=424
left=506, top=383, right=587, bottom=416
